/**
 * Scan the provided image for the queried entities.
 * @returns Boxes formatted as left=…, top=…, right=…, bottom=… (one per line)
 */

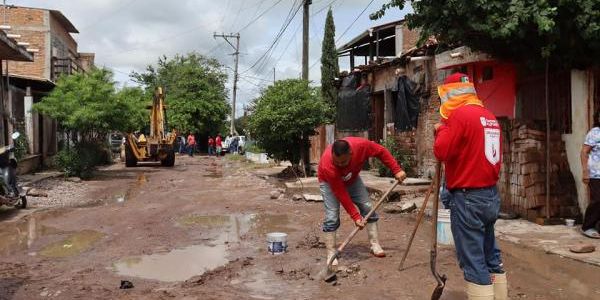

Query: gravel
left=27, top=178, right=93, bottom=208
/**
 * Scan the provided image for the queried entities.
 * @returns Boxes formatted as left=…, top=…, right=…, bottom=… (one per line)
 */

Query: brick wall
left=499, top=121, right=580, bottom=219
left=49, top=15, right=77, bottom=57
left=402, top=25, right=420, bottom=53
left=6, top=7, right=48, bottom=79
left=390, top=59, right=440, bottom=178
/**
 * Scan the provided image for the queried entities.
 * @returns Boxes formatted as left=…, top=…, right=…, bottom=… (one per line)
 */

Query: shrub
left=14, top=123, right=29, bottom=160
left=54, top=142, right=112, bottom=179
left=373, top=137, right=413, bottom=177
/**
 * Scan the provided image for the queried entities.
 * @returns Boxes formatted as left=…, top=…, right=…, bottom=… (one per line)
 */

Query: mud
left=0, top=155, right=598, bottom=299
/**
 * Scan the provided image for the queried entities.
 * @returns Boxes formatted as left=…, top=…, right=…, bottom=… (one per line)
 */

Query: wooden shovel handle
left=335, top=181, right=399, bottom=253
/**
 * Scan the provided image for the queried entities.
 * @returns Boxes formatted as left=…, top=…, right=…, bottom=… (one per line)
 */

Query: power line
left=242, top=0, right=303, bottom=74
left=101, top=0, right=285, bottom=59
left=308, top=0, right=375, bottom=71
left=238, top=0, right=285, bottom=32
left=335, top=0, right=375, bottom=44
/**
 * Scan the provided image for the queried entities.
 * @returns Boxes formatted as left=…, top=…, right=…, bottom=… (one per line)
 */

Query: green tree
left=370, top=1, right=600, bottom=68
left=247, top=79, right=331, bottom=166
left=131, top=52, right=230, bottom=135
left=115, top=86, right=149, bottom=133
left=33, top=67, right=142, bottom=142
left=321, top=8, right=339, bottom=108
left=33, top=67, right=147, bottom=178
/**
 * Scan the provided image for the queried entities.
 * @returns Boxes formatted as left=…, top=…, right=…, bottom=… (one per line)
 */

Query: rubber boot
left=466, top=282, right=494, bottom=300
left=366, top=222, right=386, bottom=257
left=323, top=231, right=338, bottom=266
left=492, top=273, right=508, bottom=300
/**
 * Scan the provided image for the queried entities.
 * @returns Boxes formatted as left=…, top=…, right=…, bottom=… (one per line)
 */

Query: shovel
left=398, top=179, right=434, bottom=271
left=321, top=181, right=400, bottom=283
left=430, top=161, right=447, bottom=300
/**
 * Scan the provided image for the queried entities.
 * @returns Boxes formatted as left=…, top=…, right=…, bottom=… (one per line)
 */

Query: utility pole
left=273, top=67, right=276, bottom=84
left=213, top=32, right=240, bottom=135
left=302, top=0, right=311, bottom=81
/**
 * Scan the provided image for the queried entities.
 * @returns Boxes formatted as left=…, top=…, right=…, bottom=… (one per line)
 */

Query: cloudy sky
left=13, top=0, right=410, bottom=115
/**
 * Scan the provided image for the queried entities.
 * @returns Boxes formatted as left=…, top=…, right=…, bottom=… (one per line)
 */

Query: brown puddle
left=39, top=230, right=104, bottom=258
left=113, top=214, right=295, bottom=282
left=178, top=213, right=295, bottom=236
left=0, top=211, right=64, bottom=256
left=113, top=243, right=228, bottom=282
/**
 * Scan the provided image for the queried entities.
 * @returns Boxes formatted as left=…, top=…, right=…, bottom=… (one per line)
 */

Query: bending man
left=318, top=137, right=406, bottom=265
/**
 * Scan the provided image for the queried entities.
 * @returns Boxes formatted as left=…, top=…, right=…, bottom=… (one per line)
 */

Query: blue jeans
left=448, top=186, right=504, bottom=285
left=208, top=146, right=215, bottom=156
left=321, top=177, right=379, bottom=232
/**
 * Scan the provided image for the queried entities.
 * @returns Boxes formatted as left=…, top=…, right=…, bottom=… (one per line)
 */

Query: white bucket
left=565, top=219, right=575, bottom=227
left=266, top=232, right=288, bottom=255
left=437, top=209, right=454, bottom=246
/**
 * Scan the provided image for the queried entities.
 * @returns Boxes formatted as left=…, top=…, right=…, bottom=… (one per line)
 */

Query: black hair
left=332, top=140, right=351, bottom=156
left=594, top=110, right=600, bottom=128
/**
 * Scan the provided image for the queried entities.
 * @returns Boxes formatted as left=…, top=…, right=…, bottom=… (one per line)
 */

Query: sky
left=12, top=0, right=411, bottom=116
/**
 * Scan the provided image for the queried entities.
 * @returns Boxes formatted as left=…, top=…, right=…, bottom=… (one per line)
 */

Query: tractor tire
left=161, top=149, right=175, bottom=167
left=125, top=143, right=138, bottom=167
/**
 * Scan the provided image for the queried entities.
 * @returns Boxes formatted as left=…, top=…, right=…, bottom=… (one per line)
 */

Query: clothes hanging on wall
left=395, top=75, right=419, bottom=131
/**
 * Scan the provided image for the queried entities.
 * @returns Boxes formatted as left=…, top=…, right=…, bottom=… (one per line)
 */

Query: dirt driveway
left=0, top=155, right=598, bottom=299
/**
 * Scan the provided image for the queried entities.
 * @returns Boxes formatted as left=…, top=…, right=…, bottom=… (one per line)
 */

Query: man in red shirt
left=318, top=137, right=406, bottom=266
left=208, top=136, right=215, bottom=156
left=187, top=132, right=196, bottom=157
left=434, top=73, right=507, bottom=300
left=215, top=134, right=223, bottom=156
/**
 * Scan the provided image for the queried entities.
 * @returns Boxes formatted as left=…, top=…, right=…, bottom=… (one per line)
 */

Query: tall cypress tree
left=320, top=8, right=339, bottom=109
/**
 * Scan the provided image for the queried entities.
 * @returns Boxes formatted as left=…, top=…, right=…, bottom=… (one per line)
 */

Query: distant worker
left=187, top=132, right=196, bottom=157
left=434, top=73, right=507, bottom=300
left=178, top=135, right=186, bottom=154
left=208, top=136, right=215, bottom=156
left=580, top=109, right=600, bottom=239
left=318, top=137, right=406, bottom=266
left=215, top=134, right=223, bottom=157
left=230, top=136, right=239, bottom=154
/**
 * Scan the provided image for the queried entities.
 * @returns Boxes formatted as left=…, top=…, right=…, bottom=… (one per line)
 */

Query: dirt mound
left=296, top=231, right=325, bottom=249
left=276, top=166, right=305, bottom=179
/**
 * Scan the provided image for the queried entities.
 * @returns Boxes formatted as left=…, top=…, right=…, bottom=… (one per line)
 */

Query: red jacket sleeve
left=365, top=140, right=403, bottom=175
left=434, top=118, right=463, bottom=162
left=328, top=177, right=362, bottom=221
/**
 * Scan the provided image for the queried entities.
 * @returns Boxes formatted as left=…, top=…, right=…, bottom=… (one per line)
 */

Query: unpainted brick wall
left=7, top=7, right=48, bottom=79
left=499, top=120, right=580, bottom=219
left=391, top=59, right=440, bottom=178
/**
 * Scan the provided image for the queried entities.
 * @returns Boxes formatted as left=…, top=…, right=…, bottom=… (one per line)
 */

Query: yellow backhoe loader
left=124, top=87, right=176, bottom=167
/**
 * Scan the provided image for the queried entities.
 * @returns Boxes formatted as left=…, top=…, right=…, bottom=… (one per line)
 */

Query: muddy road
left=0, top=156, right=598, bottom=299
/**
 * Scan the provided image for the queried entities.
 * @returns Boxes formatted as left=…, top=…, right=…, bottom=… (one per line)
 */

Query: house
left=1, top=5, right=94, bottom=172
left=330, top=20, right=440, bottom=177
left=435, top=46, right=598, bottom=222
left=0, top=25, right=33, bottom=149
left=331, top=17, right=599, bottom=223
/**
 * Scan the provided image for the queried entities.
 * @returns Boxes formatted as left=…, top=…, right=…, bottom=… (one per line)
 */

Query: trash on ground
left=119, top=280, right=134, bottom=289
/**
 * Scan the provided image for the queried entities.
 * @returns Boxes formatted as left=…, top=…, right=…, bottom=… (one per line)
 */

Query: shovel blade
left=430, top=274, right=447, bottom=300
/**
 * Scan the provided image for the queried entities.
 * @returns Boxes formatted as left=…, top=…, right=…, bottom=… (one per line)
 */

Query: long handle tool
left=321, top=181, right=399, bottom=283
left=430, top=161, right=447, bottom=300
left=398, top=179, right=435, bottom=271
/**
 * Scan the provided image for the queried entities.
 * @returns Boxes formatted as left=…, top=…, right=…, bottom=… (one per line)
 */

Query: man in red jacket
left=434, top=73, right=507, bottom=300
left=318, top=137, right=406, bottom=266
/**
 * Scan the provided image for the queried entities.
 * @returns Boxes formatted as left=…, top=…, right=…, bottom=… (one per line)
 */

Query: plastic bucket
left=266, top=232, right=288, bottom=255
left=437, top=209, right=454, bottom=246
left=565, top=219, right=575, bottom=227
